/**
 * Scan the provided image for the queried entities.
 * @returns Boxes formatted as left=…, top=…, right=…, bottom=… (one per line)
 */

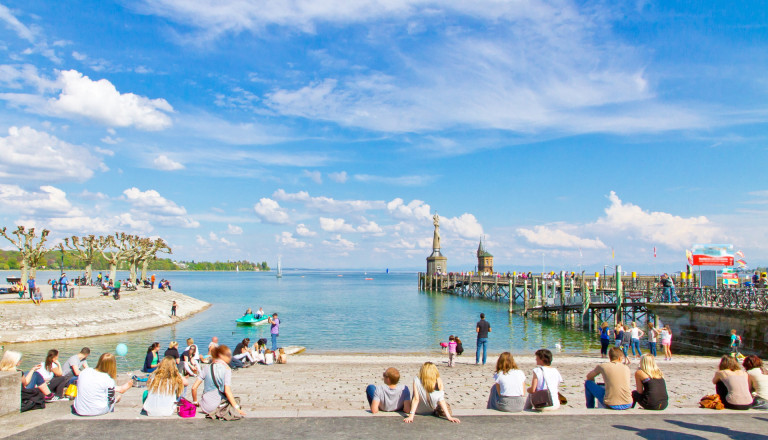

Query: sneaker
left=45, top=394, right=63, bottom=402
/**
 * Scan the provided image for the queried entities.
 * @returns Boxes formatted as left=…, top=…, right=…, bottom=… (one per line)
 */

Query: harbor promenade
left=4, top=353, right=767, bottom=438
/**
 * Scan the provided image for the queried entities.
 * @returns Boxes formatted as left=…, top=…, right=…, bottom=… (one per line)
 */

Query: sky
left=0, top=0, right=766, bottom=272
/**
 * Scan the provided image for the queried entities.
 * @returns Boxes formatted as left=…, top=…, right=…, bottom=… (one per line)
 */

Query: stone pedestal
left=0, top=371, right=19, bottom=416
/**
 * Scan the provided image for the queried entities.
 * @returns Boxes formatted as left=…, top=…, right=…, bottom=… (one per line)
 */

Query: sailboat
left=276, top=256, right=283, bottom=278
left=235, top=265, right=239, bottom=273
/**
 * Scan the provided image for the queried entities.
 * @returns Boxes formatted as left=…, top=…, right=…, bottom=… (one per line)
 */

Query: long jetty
left=418, top=268, right=768, bottom=329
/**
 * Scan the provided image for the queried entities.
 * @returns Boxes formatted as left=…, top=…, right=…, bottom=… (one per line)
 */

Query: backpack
left=178, top=398, right=197, bottom=418
left=21, top=387, right=46, bottom=412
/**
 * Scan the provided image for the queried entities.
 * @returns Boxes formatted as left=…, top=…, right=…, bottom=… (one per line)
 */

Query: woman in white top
left=629, top=322, right=645, bottom=360
left=404, top=362, right=459, bottom=424
left=144, top=356, right=188, bottom=416
left=74, top=353, right=133, bottom=416
left=743, top=355, right=768, bottom=409
left=525, top=348, right=564, bottom=411
left=487, top=352, right=526, bottom=412
left=660, top=325, right=673, bottom=360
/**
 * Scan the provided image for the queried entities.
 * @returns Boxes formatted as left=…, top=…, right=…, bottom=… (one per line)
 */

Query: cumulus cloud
left=357, top=219, right=383, bottom=234
left=322, top=234, right=355, bottom=251
left=153, top=154, right=184, bottom=171
left=0, top=68, right=174, bottom=130
left=0, top=4, right=35, bottom=42
left=254, top=198, right=290, bottom=224
left=0, top=126, right=103, bottom=182
left=595, top=191, right=719, bottom=249
left=353, top=174, right=435, bottom=186
left=319, top=217, right=355, bottom=233
left=441, top=213, right=483, bottom=240
left=386, top=198, right=431, bottom=221
left=277, top=231, right=308, bottom=248
left=0, top=184, right=77, bottom=216
left=303, top=170, right=322, bottom=184
left=295, top=223, right=316, bottom=237
left=517, top=225, right=606, bottom=249
left=328, top=171, right=348, bottom=183
left=122, top=187, right=199, bottom=228
left=273, top=189, right=385, bottom=213
left=226, top=224, right=243, bottom=235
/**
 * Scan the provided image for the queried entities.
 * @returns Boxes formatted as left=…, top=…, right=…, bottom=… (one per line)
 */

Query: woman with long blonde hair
left=632, top=354, right=668, bottom=410
left=0, top=350, right=22, bottom=371
left=487, top=352, right=525, bottom=412
left=144, top=356, right=188, bottom=416
left=74, top=353, right=133, bottom=416
left=404, top=362, right=460, bottom=424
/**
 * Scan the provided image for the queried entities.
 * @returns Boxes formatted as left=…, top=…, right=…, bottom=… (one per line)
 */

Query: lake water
left=4, top=270, right=599, bottom=370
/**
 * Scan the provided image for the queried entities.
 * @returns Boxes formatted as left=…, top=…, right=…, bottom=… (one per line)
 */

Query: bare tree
left=125, top=236, right=152, bottom=282
left=98, top=233, right=132, bottom=282
left=139, top=238, right=172, bottom=282
left=62, top=235, right=102, bottom=284
left=0, top=226, right=50, bottom=284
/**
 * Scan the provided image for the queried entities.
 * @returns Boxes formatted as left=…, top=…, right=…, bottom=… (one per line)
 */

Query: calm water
left=4, top=270, right=599, bottom=370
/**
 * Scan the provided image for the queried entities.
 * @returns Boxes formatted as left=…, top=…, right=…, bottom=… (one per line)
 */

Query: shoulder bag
left=529, top=367, right=553, bottom=409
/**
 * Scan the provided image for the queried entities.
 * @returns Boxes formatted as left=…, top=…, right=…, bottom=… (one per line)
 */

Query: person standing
left=268, top=313, right=280, bottom=351
left=27, top=276, right=36, bottom=300
left=151, top=274, right=156, bottom=289
left=171, top=301, right=177, bottom=316
left=59, top=273, right=69, bottom=299
left=647, top=322, right=658, bottom=357
left=629, top=322, right=644, bottom=360
left=476, top=313, right=491, bottom=365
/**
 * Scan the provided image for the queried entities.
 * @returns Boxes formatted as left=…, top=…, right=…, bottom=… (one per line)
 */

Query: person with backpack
left=730, top=329, right=742, bottom=357
left=190, top=345, right=245, bottom=419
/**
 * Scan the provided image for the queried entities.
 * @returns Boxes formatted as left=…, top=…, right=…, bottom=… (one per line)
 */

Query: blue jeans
left=631, top=338, right=641, bottom=356
left=649, top=342, right=657, bottom=357
left=621, top=344, right=629, bottom=358
left=476, top=338, right=488, bottom=364
left=584, top=381, right=631, bottom=410
left=365, top=384, right=376, bottom=406
left=271, top=334, right=278, bottom=351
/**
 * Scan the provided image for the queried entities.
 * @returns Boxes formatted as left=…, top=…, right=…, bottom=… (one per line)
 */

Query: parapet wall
left=648, top=304, right=768, bottom=357
left=0, top=371, right=18, bottom=417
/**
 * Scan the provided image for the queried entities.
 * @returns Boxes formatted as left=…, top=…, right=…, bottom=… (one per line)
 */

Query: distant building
left=477, top=238, right=493, bottom=275
left=426, top=213, right=447, bottom=275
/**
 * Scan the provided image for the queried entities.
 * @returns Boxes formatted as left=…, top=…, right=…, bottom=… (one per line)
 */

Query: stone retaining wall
left=0, top=371, right=19, bottom=417
left=648, top=304, right=768, bottom=357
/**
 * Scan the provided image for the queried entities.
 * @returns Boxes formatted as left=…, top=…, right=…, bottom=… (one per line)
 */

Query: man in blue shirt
left=27, top=276, right=36, bottom=300
left=59, top=273, right=69, bottom=298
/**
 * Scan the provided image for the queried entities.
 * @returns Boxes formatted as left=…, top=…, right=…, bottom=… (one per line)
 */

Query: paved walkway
left=8, top=413, right=768, bottom=440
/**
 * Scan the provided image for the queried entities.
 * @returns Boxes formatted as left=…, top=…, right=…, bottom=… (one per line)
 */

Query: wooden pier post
left=533, top=277, right=539, bottom=307
left=508, top=280, right=514, bottom=313
left=523, top=280, right=529, bottom=316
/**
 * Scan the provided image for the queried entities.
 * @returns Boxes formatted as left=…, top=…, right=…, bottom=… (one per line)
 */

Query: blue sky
left=0, top=0, right=766, bottom=271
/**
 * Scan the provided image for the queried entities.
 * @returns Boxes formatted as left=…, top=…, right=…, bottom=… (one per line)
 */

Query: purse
left=178, top=398, right=197, bottom=418
left=530, top=367, right=554, bottom=409
left=64, top=383, right=78, bottom=399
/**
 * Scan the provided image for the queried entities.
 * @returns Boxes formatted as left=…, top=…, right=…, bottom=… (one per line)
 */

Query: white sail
left=276, top=256, right=283, bottom=278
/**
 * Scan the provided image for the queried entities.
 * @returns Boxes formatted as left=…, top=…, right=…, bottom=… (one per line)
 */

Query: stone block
left=0, top=371, right=19, bottom=416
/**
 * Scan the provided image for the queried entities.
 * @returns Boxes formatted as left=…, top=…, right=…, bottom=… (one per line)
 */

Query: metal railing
left=655, top=287, right=768, bottom=312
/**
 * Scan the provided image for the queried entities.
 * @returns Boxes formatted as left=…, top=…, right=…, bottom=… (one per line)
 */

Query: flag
left=736, top=250, right=745, bottom=259
left=653, top=246, right=656, bottom=258
left=611, top=248, right=615, bottom=259
left=686, top=249, right=694, bottom=266
left=737, top=259, right=747, bottom=267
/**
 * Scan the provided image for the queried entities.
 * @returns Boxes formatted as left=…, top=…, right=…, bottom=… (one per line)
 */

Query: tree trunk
left=141, top=259, right=150, bottom=282
left=85, top=263, right=93, bottom=284
left=129, top=261, right=137, bottom=283
left=20, top=260, right=29, bottom=285
left=109, top=263, right=117, bottom=282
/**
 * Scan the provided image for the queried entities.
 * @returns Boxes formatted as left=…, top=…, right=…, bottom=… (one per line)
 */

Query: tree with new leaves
left=98, top=233, right=133, bottom=282
left=62, top=235, right=102, bottom=283
left=0, top=226, right=50, bottom=284
left=140, top=238, right=172, bottom=282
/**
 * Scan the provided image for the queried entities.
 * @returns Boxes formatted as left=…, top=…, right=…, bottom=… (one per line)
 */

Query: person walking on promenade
left=630, top=322, right=644, bottom=360
left=585, top=347, right=633, bottom=410
left=447, top=336, right=457, bottom=367
left=475, top=313, right=491, bottom=365
left=365, top=367, right=412, bottom=414
left=647, top=322, right=659, bottom=357
left=598, top=322, right=611, bottom=358
left=268, top=313, right=280, bottom=351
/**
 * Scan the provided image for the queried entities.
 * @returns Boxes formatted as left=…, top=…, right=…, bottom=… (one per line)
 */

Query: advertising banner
left=690, top=244, right=734, bottom=266
left=722, top=269, right=738, bottom=285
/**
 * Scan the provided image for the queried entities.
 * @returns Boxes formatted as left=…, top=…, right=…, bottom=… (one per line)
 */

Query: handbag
left=530, top=367, right=554, bottom=409
left=64, top=383, right=77, bottom=399
left=178, top=398, right=197, bottom=418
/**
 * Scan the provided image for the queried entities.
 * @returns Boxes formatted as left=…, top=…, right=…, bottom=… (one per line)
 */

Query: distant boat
left=365, top=278, right=374, bottom=281
left=236, top=265, right=239, bottom=273
left=235, top=313, right=269, bottom=326
left=276, top=256, right=282, bottom=278
left=386, top=268, right=389, bottom=274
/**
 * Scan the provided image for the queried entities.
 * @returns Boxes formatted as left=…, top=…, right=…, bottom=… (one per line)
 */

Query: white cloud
left=303, top=169, right=323, bottom=184
left=0, top=4, right=35, bottom=42
left=0, top=68, right=174, bottom=130
left=441, top=213, right=483, bottom=240
left=277, top=231, right=308, bottom=248
left=328, top=171, right=348, bottom=183
left=50, top=70, right=173, bottom=130
left=0, top=126, right=103, bottom=182
left=517, top=225, right=606, bottom=249
left=357, top=219, right=383, bottom=234
left=0, top=184, right=77, bottom=216
left=122, top=187, right=199, bottom=228
left=254, top=198, right=290, bottom=224
left=273, top=189, right=385, bottom=213
left=195, top=235, right=208, bottom=246
left=295, top=223, right=316, bottom=237
left=226, top=224, right=243, bottom=235
left=386, top=198, right=431, bottom=221
left=319, top=217, right=355, bottom=233
left=153, top=154, right=185, bottom=171
left=595, top=191, right=719, bottom=249
left=322, top=234, right=355, bottom=251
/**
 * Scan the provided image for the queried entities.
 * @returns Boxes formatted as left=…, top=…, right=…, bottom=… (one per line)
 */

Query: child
left=455, top=337, right=464, bottom=356
left=171, top=301, right=177, bottom=317
left=621, top=325, right=632, bottom=365
left=439, top=341, right=448, bottom=354
left=447, top=335, right=457, bottom=367
left=661, top=325, right=673, bottom=360
left=730, top=329, right=742, bottom=356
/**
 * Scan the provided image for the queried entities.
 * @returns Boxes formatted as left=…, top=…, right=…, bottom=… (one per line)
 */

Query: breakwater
left=0, top=286, right=209, bottom=343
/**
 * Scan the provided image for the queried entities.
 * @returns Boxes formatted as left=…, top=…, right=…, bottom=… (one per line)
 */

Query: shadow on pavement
left=613, top=425, right=708, bottom=440
left=664, top=419, right=768, bottom=440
